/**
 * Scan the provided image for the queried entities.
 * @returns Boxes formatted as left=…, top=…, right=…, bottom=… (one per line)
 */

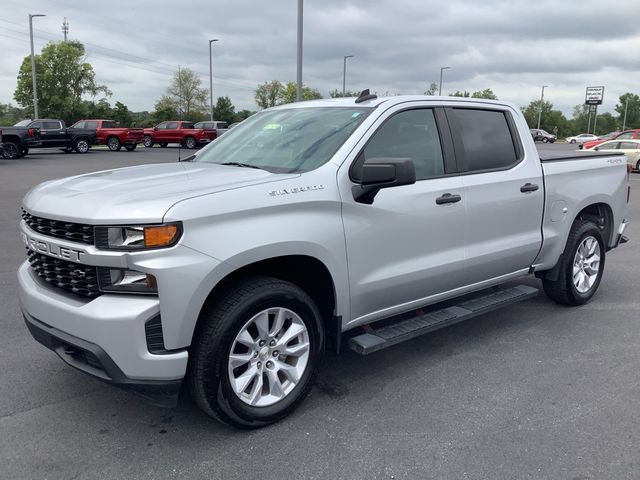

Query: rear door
left=445, top=106, right=544, bottom=283
left=340, top=105, right=467, bottom=325
left=33, top=120, right=66, bottom=147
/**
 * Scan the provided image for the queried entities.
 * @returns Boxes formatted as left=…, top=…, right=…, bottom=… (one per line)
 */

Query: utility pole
left=29, top=13, right=46, bottom=119
left=296, top=0, right=303, bottom=102
left=342, top=55, right=353, bottom=95
left=622, top=97, right=629, bottom=131
left=593, top=105, right=598, bottom=135
left=177, top=64, right=182, bottom=119
left=208, top=39, right=218, bottom=121
left=62, top=17, right=69, bottom=41
left=438, top=66, right=450, bottom=96
left=536, top=85, right=547, bottom=130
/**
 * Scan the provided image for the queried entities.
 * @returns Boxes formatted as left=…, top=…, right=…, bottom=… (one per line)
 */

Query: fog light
left=98, top=268, right=158, bottom=294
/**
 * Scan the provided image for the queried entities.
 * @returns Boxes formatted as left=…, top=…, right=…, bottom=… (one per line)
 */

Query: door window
left=595, top=142, right=619, bottom=151
left=449, top=109, right=518, bottom=172
left=165, top=122, right=179, bottom=129
left=617, top=132, right=633, bottom=139
left=619, top=142, right=640, bottom=150
left=156, top=123, right=167, bottom=130
left=43, top=121, right=61, bottom=130
left=357, top=109, right=445, bottom=180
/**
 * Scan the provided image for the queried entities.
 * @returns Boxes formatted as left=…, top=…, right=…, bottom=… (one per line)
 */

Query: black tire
left=188, top=276, right=324, bottom=428
left=74, top=138, right=90, bottom=153
left=160, top=143, right=168, bottom=148
left=635, top=159, right=640, bottom=172
left=107, top=137, right=121, bottom=151
left=184, top=137, right=197, bottom=149
left=2, top=141, right=20, bottom=159
left=124, top=144, right=137, bottom=151
left=542, top=137, right=549, bottom=143
left=143, top=136, right=154, bottom=148
left=570, top=139, right=576, bottom=144
left=542, top=219, right=605, bottom=306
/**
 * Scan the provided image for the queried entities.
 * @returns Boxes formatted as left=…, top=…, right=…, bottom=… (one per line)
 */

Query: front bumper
left=23, top=311, right=182, bottom=407
left=18, top=261, right=189, bottom=383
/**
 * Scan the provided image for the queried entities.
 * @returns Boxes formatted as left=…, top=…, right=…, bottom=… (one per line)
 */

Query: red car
left=582, top=129, right=640, bottom=150
left=143, top=121, right=216, bottom=149
left=71, top=119, right=144, bottom=152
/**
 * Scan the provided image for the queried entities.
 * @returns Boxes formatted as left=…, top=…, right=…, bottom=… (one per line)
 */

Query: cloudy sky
left=1, top=0, right=638, bottom=117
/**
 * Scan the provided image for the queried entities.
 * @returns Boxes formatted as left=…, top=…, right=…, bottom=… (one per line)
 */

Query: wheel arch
left=194, top=255, right=341, bottom=352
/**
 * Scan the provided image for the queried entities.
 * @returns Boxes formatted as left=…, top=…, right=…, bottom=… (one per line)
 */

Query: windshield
left=14, top=119, right=32, bottom=127
left=194, top=106, right=373, bottom=173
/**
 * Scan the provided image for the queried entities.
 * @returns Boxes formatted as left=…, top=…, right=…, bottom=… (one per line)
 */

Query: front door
left=340, top=106, right=467, bottom=327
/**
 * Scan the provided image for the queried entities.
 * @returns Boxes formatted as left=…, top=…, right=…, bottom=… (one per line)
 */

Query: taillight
left=27, top=128, right=36, bottom=137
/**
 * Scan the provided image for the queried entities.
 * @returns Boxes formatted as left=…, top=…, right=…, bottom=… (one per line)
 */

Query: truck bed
left=539, top=151, right=621, bottom=162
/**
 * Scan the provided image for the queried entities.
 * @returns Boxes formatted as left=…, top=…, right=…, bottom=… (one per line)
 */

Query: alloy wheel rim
left=108, top=139, right=119, bottom=150
left=572, top=235, right=600, bottom=294
left=77, top=140, right=89, bottom=152
left=227, top=307, right=310, bottom=407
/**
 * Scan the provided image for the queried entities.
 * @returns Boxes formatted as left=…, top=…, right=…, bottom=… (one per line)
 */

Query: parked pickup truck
left=18, top=93, right=629, bottom=428
left=71, top=119, right=144, bottom=152
left=1, top=124, right=41, bottom=159
left=21, top=119, right=97, bottom=153
left=143, top=121, right=217, bottom=149
left=194, top=120, right=229, bottom=137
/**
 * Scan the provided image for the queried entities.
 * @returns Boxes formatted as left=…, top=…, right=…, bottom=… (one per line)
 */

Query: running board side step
left=348, top=285, right=538, bottom=355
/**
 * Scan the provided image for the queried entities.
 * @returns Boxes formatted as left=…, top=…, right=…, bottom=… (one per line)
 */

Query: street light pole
left=296, top=0, right=303, bottom=102
left=622, top=97, right=629, bottom=131
left=536, top=85, right=548, bottom=130
left=208, top=39, right=218, bottom=121
left=29, top=13, right=46, bottom=119
left=342, top=55, right=353, bottom=95
left=438, top=66, right=450, bottom=96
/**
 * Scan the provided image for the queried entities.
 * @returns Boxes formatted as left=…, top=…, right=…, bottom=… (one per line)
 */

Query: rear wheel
left=107, top=137, right=121, bottom=151
left=160, top=143, right=168, bottom=148
left=188, top=277, right=324, bottom=428
left=143, top=136, right=153, bottom=148
left=185, top=137, right=197, bottom=149
left=2, top=141, right=20, bottom=159
left=124, top=144, right=137, bottom=151
left=570, top=139, right=576, bottom=144
left=74, top=138, right=90, bottom=153
left=542, top=219, right=605, bottom=306
left=542, top=137, right=549, bottom=143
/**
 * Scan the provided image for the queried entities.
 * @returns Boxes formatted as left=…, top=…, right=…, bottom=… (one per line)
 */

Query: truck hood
left=23, top=162, right=297, bottom=223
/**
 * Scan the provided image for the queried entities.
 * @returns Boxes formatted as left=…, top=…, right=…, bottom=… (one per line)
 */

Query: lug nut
left=257, top=362, right=262, bottom=369
left=266, top=361, right=273, bottom=369
left=272, top=350, right=279, bottom=357
left=253, top=351, right=258, bottom=358
left=259, top=340, right=266, bottom=347
left=269, top=340, right=276, bottom=347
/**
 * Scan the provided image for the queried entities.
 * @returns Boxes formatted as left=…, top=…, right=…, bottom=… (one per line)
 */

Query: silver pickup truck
left=18, top=93, right=630, bottom=428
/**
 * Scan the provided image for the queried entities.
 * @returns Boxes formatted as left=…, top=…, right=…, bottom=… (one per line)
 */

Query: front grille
left=27, top=250, right=101, bottom=298
left=22, top=210, right=95, bottom=245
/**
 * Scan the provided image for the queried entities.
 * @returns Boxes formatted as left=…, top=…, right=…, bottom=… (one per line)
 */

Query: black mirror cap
left=353, top=157, right=416, bottom=204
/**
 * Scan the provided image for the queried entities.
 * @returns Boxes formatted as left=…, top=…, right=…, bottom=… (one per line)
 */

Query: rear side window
left=43, top=121, right=61, bottom=130
left=596, top=142, right=619, bottom=151
left=217, top=122, right=228, bottom=129
left=101, top=121, right=116, bottom=128
left=619, top=142, right=639, bottom=150
left=450, top=109, right=518, bottom=172
left=181, top=122, right=194, bottom=129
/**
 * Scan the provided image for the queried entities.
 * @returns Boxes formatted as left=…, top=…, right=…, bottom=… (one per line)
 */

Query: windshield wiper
left=220, top=162, right=266, bottom=170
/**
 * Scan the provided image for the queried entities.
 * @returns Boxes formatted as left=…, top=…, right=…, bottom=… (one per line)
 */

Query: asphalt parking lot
left=1, top=143, right=639, bottom=479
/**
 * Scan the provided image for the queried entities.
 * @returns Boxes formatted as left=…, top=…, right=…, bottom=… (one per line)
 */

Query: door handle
left=435, top=193, right=462, bottom=205
left=520, top=183, right=539, bottom=193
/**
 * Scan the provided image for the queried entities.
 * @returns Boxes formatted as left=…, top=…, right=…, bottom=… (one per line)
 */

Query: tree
left=212, top=96, right=235, bottom=123
left=522, top=100, right=553, bottom=129
left=450, top=90, right=470, bottom=97
left=153, top=95, right=179, bottom=122
left=279, top=82, right=322, bottom=104
left=594, top=112, right=618, bottom=135
left=424, top=82, right=438, bottom=95
left=14, top=41, right=110, bottom=124
left=471, top=88, right=498, bottom=100
left=329, top=89, right=361, bottom=98
left=615, top=93, right=640, bottom=129
left=234, top=109, right=254, bottom=123
left=166, top=68, right=208, bottom=117
left=0, top=103, right=27, bottom=125
left=113, top=101, right=133, bottom=126
left=255, top=80, right=285, bottom=109
left=521, top=100, right=570, bottom=137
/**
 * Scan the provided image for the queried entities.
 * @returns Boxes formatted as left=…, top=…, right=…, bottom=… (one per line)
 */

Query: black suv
left=530, top=129, right=556, bottom=143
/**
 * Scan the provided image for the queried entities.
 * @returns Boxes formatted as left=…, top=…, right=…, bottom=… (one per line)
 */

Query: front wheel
left=542, top=219, right=605, bottom=306
left=570, top=139, right=576, bottom=144
left=143, top=136, right=153, bottom=148
left=184, top=137, right=197, bottom=149
left=188, top=277, right=324, bottom=428
left=542, top=137, right=549, bottom=143
left=74, top=138, right=90, bottom=153
left=2, top=141, right=20, bottom=159
left=107, top=137, right=121, bottom=151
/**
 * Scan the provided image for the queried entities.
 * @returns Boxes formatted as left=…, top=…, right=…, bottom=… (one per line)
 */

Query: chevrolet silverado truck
left=22, top=119, right=97, bottom=153
left=143, top=121, right=217, bottom=149
left=1, top=124, right=41, bottom=159
left=71, top=119, right=144, bottom=152
left=18, top=93, right=630, bottom=428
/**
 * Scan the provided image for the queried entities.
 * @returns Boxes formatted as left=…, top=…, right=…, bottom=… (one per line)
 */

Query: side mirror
left=153, top=126, right=158, bottom=131
left=352, top=157, right=416, bottom=204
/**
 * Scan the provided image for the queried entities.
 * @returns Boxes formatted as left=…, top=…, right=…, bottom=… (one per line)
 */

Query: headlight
left=95, top=223, right=182, bottom=250
left=98, top=268, right=158, bottom=294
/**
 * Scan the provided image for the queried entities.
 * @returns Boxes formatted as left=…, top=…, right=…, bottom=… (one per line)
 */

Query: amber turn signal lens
left=144, top=225, right=179, bottom=248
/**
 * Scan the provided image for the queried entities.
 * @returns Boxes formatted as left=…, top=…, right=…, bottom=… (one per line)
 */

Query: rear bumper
left=23, top=312, right=181, bottom=407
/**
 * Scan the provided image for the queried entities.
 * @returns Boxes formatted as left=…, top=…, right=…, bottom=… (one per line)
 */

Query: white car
left=566, top=133, right=599, bottom=145
left=584, top=138, right=640, bottom=170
